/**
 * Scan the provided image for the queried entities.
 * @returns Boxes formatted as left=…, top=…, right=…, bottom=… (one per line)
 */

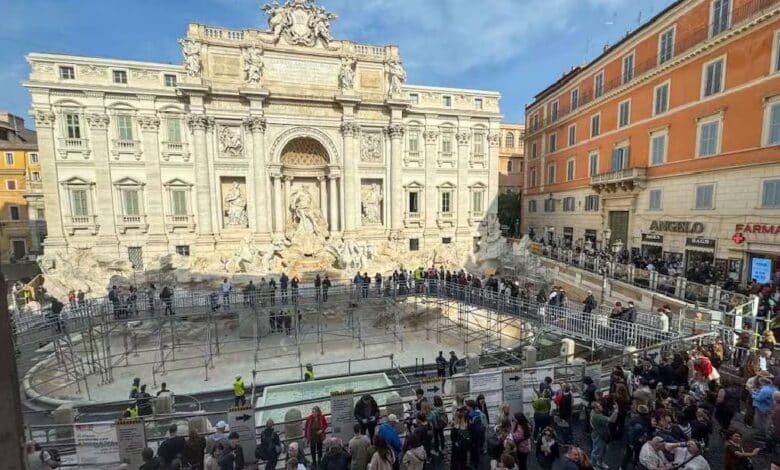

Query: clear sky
left=2, top=0, right=676, bottom=125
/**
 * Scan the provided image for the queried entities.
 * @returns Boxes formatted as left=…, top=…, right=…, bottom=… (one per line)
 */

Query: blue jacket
left=752, top=384, right=777, bottom=414
left=377, top=423, right=401, bottom=455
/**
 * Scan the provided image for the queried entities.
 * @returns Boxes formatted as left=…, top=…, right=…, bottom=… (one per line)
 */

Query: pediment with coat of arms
left=261, top=0, right=337, bottom=47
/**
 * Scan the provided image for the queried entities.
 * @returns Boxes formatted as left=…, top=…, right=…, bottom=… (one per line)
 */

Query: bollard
left=284, top=408, right=303, bottom=441
left=53, top=403, right=75, bottom=439
left=522, top=346, right=537, bottom=368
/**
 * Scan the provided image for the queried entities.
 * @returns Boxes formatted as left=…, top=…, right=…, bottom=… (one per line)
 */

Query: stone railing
left=165, top=214, right=196, bottom=232
left=590, top=167, right=646, bottom=186
left=204, top=26, right=245, bottom=41
left=353, top=44, right=387, bottom=58
left=64, top=215, right=99, bottom=235
left=117, top=214, right=148, bottom=233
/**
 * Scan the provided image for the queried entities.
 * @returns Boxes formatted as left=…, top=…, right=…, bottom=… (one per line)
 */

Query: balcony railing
left=64, top=215, right=99, bottom=235
left=527, top=0, right=780, bottom=136
left=437, top=211, right=455, bottom=228
left=57, top=138, right=90, bottom=158
left=403, top=211, right=423, bottom=228
left=591, top=167, right=647, bottom=192
left=161, top=141, right=190, bottom=161
left=117, top=214, right=148, bottom=233
left=166, top=214, right=196, bottom=232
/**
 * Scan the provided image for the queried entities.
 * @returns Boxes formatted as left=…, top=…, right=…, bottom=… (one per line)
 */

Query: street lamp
left=600, top=228, right=612, bottom=304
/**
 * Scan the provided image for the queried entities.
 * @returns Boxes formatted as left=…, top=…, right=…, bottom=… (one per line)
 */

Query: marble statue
left=474, top=213, right=505, bottom=263
left=338, top=57, right=356, bottom=92
left=39, top=249, right=133, bottom=298
left=386, top=59, right=406, bottom=97
left=326, top=239, right=375, bottom=271
left=243, top=46, right=264, bottom=85
left=262, top=0, right=337, bottom=47
left=224, top=182, right=249, bottom=227
left=219, top=127, right=243, bottom=156
left=361, top=183, right=383, bottom=225
left=259, top=238, right=287, bottom=272
left=286, top=188, right=327, bottom=254
left=179, top=39, right=201, bottom=77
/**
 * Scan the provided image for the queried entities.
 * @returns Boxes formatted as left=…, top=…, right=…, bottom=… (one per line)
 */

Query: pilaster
left=455, top=130, right=471, bottom=236
left=138, top=115, right=166, bottom=241
left=387, top=123, right=405, bottom=233
left=423, top=128, right=439, bottom=238
left=487, top=127, right=501, bottom=215
left=86, top=112, right=119, bottom=246
left=187, top=114, right=215, bottom=246
left=31, top=110, right=66, bottom=247
left=244, top=116, right=270, bottom=238
left=340, top=121, right=360, bottom=235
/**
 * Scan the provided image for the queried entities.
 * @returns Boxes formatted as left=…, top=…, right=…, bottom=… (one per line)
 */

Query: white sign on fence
left=74, top=422, right=120, bottom=466
left=227, top=406, right=257, bottom=464
left=502, top=368, right=523, bottom=415
left=116, top=418, right=146, bottom=469
left=470, top=371, right=503, bottom=423
left=330, top=390, right=354, bottom=442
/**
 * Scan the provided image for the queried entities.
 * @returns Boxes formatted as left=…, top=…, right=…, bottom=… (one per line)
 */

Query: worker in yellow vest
left=123, top=404, right=138, bottom=418
left=233, top=375, right=247, bottom=407
left=304, top=363, right=315, bottom=382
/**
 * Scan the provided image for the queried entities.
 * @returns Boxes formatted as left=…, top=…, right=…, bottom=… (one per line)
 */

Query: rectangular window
left=530, top=142, right=537, bottom=159
left=442, top=96, right=452, bottom=107
left=774, top=31, right=780, bottom=73
left=533, top=113, right=539, bottom=130
left=172, top=190, right=188, bottom=216
left=551, top=100, right=559, bottom=121
left=567, top=125, right=576, bottom=146
left=441, top=134, right=453, bottom=154
left=71, top=189, right=89, bottom=216
left=563, top=197, right=575, bottom=212
left=762, top=179, right=780, bottom=207
left=442, top=237, right=452, bottom=244
left=441, top=192, right=452, bottom=213
left=650, top=131, right=667, bottom=166
left=547, top=163, right=556, bottom=184
left=116, top=115, right=134, bottom=141
left=175, top=245, right=190, bottom=256
left=698, top=119, right=721, bottom=157
left=164, top=74, right=177, bottom=87
left=9, top=206, right=20, bottom=220
left=4, top=152, right=13, bottom=165
left=471, top=191, right=484, bottom=213
left=6, top=179, right=16, bottom=190
left=566, top=159, right=575, bottom=181
left=585, top=195, right=599, bottom=211
left=123, top=189, right=140, bottom=216
left=409, top=239, right=420, bottom=251
left=65, top=113, right=81, bottom=139
left=588, top=152, right=599, bottom=176
left=623, top=53, right=635, bottom=84
left=695, top=184, right=715, bottom=209
left=528, top=200, right=537, bottom=213
left=408, top=132, right=420, bottom=153
left=544, top=198, right=556, bottom=212
left=473, top=134, right=484, bottom=156
left=474, top=98, right=483, bottom=110
left=711, top=0, right=731, bottom=37
left=654, top=82, right=670, bottom=115
left=594, top=72, right=604, bottom=98
left=591, top=114, right=601, bottom=137
left=766, top=102, right=780, bottom=146
left=167, top=118, right=182, bottom=143
left=571, top=89, right=579, bottom=111
left=530, top=168, right=537, bottom=187
left=113, top=70, right=128, bottom=84
left=658, top=27, right=675, bottom=64
left=618, top=100, right=631, bottom=128
left=409, top=93, right=419, bottom=105
left=506, top=159, right=513, bottom=173
left=649, top=189, right=663, bottom=210
left=31, top=171, right=41, bottom=181
left=59, top=66, right=75, bottom=80
left=611, top=145, right=630, bottom=171
left=702, top=57, right=725, bottom=97
left=408, top=192, right=419, bottom=213
left=29, top=152, right=39, bottom=163
left=548, top=133, right=557, bottom=153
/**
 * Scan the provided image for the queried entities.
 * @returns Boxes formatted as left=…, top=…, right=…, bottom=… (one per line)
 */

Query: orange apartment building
left=523, top=0, right=780, bottom=283
left=499, top=123, right=525, bottom=193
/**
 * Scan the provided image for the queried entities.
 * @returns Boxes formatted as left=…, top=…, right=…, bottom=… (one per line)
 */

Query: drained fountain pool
left=256, top=373, right=395, bottom=424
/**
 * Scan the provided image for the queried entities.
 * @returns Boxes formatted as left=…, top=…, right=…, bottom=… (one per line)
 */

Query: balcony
left=166, top=214, right=196, bottom=233
left=590, top=167, right=647, bottom=193
left=64, top=214, right=99, bottom=235
left=117, top=214, right=149, bottom=234
left=404, top=150, right=423, bottom=167
left=403, top=211, right=423, bottom=228
left=161, top=141, right=190, bottom=162
left=57, top=138, right=90, bottom=159
left=436, top=211, right=455, bottom=229
left=470, top=152, right=486, bottom=168
left=111, top=139, right=142, bottom=160
left=468, top=211, right=485, bottom=225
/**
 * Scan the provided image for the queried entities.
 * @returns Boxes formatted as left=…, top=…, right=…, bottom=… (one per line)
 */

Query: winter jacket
left=402, top=446, right=426, bottom=470
left=218, top=444, right=245, bottom=470
left=305, top=413, right=329, bottom=442
left=377, top=423, right=402, bottom=456
left=321, top=447, right=351, bottom=470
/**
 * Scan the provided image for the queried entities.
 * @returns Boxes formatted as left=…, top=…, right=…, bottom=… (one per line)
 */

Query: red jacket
left=304, top=413, right=328, bottom=441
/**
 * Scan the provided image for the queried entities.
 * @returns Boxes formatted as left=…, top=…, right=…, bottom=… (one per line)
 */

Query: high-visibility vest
left=233, top=379, right=245, bottom=397
left=304, top=369, right=315, bottom=382
left=126, top=405, right=138, bottom=418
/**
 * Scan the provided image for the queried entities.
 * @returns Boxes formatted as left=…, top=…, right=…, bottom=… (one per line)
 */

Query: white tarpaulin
left=470, top=371, right=503, bottom=423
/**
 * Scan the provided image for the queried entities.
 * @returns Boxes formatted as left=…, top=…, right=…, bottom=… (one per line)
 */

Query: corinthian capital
left=32, top=110, right=56, bottom=128
left=423, top=129, right=439, bottom=144
left=487, top=133, right=501, bottom=147
left=86, top=113, right=111, bottom=130
left=243, top=116, right=267, bottom=133
left=186, top=114, right=214, bottom=131
left=340, top=121, right=360, bottom=137
left=456, top=132, right=471, bottom=145
left=386, top=123, right=406, bottom=139
left=138, top=115, right=161, bottom=131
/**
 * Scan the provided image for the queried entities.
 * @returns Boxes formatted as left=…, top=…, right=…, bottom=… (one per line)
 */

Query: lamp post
left=600, top=228, right=612, bottom=304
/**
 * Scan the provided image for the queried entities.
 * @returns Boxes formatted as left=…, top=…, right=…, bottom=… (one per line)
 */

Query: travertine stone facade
left=25, top=0, right=501, bottom=267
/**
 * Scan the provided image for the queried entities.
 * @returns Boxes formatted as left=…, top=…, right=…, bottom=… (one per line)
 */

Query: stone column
left=340, top=121, right=360, bottom=234
left=388, top=124, right=405, bottom=232
left=244, top=117, right=270, bottom=237
left=86, top=113, right=118, bottom=242
left=317, top=176, right=328, bottom=231
left=187, top=115, right=214, bottom=237
left=455, top=131, right=471, bottom=235
left=272, top=174, right=283, bottom=235
left=328, top=175, right=339, bottom=232
left=138, top=115, right=166, bottom=238
left=423, top=129, right=439, bottom=237
left=284, top=176, right=293, bottom=225
left=487, top=132, right=501, bottom=215
left=30, top=110, right=65, bottom=247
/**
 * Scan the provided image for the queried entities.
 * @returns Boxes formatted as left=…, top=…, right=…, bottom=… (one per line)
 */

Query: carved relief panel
left=360, top=131, right=383, bottom=163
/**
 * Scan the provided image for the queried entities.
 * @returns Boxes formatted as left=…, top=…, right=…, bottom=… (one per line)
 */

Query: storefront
left=746, top=253, right=780, bottom=284
left=732, top=223, right=780, bottom=284
left=563, top=227, right=573, bottom=248
left=685, top=237, right=716, bottom=274
left=641, top=233, right=663, bottom=259
left=584, top=229, right=597, bottom=250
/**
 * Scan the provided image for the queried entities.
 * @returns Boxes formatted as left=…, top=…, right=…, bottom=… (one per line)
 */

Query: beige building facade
left=25, top=0, right=502, bottom=272
left=499, top=123, right=525, bottom=194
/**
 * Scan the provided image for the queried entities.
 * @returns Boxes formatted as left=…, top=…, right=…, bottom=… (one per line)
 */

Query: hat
left=216, top=421, right=227, bottom=430
left=387, top=414, right=398, bottom=422
left=637, top=405, right=649, bottom=415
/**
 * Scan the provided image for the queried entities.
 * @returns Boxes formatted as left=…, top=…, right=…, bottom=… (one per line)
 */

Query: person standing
left=157, top=424, right=187, bottom=469
left=368, top=435, right=395, bottom=470
left=291, top=276, right=300, bottom=304
left=184, top=427, right=206, bottom=470
left=232, top=375, right=247, bottom=407
left=354, top=394, right=380, bottom=441
left=589, top=402, right=618, bottom=469
left=304, top=363, right=315, bottom=382
left=256, top=419, right=282, bottom=470
left=465, top=399, right=485, bottom=470
left=322, top=275, right=331, bottom=302
left=160, top=286, right=174, bottom=315
left=218, top=432, right=245, bottom=470
left=129, top=377, right=141, bottom=399
left=280, top=273, right=289, bottom=305
left=314, top=274, right=322, bottom=303
left=348, top=423, right=372, bottom=470
left=222, top=278, right=232, bottom=310
left=146, top=284, right=156, bottom=314
left=435, top=351, right=447, bottom=378
left=304, top=406, right=327, bottom=469
left=450, top=407, right=470, bottom=470
left=583, top=290, right=597, bottom=313
left=136, top=384, right=153, bottom=416
left=448, top=351, right=459, bottom=376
